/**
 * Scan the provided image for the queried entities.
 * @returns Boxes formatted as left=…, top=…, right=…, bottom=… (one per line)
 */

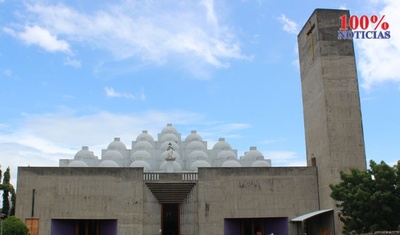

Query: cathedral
left=16, top=9, right=366, bottom=235
left=60, top=124, right=271, bottom=171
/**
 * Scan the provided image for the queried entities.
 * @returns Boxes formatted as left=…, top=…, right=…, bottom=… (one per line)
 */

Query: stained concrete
left=298, top=8, right=367, bottom=233
left=17, top=167, right=318, bottom=235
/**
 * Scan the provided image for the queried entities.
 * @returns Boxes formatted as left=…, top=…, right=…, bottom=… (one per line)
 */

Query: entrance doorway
left=224, top=217, right=288, bottom=235
left=51, top=219, right=117, bottom=235
left=76, top=220, right=99, bottom=235
left=162, top=203, right=180, bottom=235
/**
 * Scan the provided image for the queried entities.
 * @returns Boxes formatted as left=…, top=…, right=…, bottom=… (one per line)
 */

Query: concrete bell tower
left=297, top=8, right=367, bottom=215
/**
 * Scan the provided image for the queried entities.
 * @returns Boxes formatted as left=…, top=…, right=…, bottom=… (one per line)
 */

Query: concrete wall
left=197, top=167, right=319, bottom=235
left=298, top=8, right=367, bottom=209
left=298, top=9, right=367, bottom=234
left=143, top=185, right=160, bottom=234
left=181, top=185, right=198, bottom=235
left=17, top=167, right=319, bottom=235
left=16, top=167, right=145, bottom=235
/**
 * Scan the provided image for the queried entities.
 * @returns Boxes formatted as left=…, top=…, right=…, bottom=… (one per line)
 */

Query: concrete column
left=297, top=8, right=367, bottom=233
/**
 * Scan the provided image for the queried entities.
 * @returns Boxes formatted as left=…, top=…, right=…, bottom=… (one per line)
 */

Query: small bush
left=2, top=216, right=29, bottom=235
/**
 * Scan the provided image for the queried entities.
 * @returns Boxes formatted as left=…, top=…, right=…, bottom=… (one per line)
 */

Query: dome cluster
left=62, top=123, right=271, bottom=172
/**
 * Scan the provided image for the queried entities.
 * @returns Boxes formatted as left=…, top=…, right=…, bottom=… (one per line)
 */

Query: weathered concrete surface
left=16, top=167, right=144, bottom=235
left=17, top=167, right=318, bottom=235
left=298, top=8, right=367, bottom=233
left=197, top=167, right=319, bottom=235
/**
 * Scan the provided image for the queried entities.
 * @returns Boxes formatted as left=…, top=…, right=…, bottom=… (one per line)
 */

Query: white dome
left=161, top=123, right=178, bottom=135
left=130, top=160, right=152, bottom=172
left=68, top=160, right=88, bottom=167
left=190, top=160, right=211, bottom=171
left=74, top=146, right=97, bottom=160
left=160, top=141, right=180, bottom=151
left=242, top=147, right=264, bottom=161
left=212, top=138, right=232, bottom=151
left=136, top=130, right=155, bottom=143
left=185, top=130, right=203, bottom=143
left=186, top=141, right=205, bottom=152
left=98, top=160, right=119, bottom=167
left=131, top=150, right=152, bottom=160
left=103, top=148, right=124, bottom=160
left=160, top=150, right=181, bottom=160
left=133, top=141, right=154, bottom=151
left=251, top=160, right=271, bottom=167
left=159, top=161, right=182, bottom=171
left=160, top=134, right=179, bottom=143
left=221, top=160, right=241, bottom=167
left=107, top=137, right=126, bottom=151
left=216, top=150, right=236, bottom=160
left=188, top=150, right=208, bottom=160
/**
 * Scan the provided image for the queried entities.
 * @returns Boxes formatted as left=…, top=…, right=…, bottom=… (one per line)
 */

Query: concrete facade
left=196, top=167, right=319, bottom=235
left=17, top=167, right=144, bottom=235
left=15, top=9, right=367, bottom=235
left=17, top=167, right=319, bottom=235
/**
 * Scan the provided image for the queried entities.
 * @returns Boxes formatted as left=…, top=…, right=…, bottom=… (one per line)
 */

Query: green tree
left=0, top=167, right=16, bottom=217
left=330, top=160, right=400, bottom=234
left=2, top=167, right=11, bottom=216
left=2, top=216, right=29, bottom=235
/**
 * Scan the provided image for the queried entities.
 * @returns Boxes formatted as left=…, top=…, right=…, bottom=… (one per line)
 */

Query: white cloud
left=104, top=87, right=145, bottom=101
left=264, top=150, right=306, bottom=166
left=201, top=0, right=218, bottom=27
left=0, top=109, right=305, bottom=186
left=259, top=138, right=283, bottom=145
left=278, top=14, right=299, bottom=35
left=63, top=57, right=81, bottom=68
left=3, top=27, right=16, bottom=37
left=0, top=109, right=256, bottom=186
left=139, top=88, right=146, bottom=101
left=357, top=0, right=400, bottom=89
left=6, top=1, right=247, bottom=76
left=11, top=110, right=207, bottom=149
left=200, top=122, right=252, bottom=139
left=16, top=25, right=71, bottom=53
left=0, top=131, right=74, bottom=187
left=3, top=68, right=13, bottom=77
left=104, top=87, right=133, bottom=99
left=292, top=43, right=300, bottom=69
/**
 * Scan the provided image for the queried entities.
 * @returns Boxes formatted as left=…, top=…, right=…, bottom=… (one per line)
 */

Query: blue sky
left=1, top=0, right=399, bottom=185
